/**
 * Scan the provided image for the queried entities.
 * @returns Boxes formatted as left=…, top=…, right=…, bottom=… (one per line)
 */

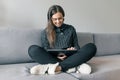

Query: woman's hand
left=67, top=47, right=76, bottom=50
left=57, top=47, right=76, bottom=60
left=57, top=53, right=67, bottom=60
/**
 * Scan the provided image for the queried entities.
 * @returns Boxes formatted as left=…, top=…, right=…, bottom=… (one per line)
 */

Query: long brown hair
left=46, top=5, right=65, bottom=48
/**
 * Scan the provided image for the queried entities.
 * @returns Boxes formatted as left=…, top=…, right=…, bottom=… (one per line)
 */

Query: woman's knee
left=28, top=45, right=41, bottom=57
left=86, top=43, right=97, bottom=55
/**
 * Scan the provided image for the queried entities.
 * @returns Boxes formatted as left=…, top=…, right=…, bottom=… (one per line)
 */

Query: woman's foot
left=76, top=63, right=92, bottom=74
left=30, top=62, right=61, bottom=75
left=30, top=64, right=49, bottom=74
left=66, top=63, right=92, bottom=74
left=55, top=65, right=62, bottom=73
left=47, top=62, right=60, bottom=74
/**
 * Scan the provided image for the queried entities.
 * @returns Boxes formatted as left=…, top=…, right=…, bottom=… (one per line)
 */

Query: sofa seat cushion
left=70, top=54, right=120, bottom=80
left=0, top=62, right=78, bottom=80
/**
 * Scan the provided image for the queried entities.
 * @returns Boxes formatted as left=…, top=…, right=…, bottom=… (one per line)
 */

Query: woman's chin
left=56, top=25, right=62, bottom=27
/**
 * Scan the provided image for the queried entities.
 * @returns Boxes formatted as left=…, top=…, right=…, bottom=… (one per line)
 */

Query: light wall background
left=0, top=0, right=120, bottom=33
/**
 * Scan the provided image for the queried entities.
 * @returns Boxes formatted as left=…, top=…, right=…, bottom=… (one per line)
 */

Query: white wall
left=0, top=0, right=120, bottom=33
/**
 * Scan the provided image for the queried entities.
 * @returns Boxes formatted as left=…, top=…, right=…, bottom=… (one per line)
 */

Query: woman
left=28, top=5, right=97, bottom=75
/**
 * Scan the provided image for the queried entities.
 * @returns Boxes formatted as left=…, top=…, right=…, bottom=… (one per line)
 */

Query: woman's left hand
left=67, top=47, right=76, bottom=50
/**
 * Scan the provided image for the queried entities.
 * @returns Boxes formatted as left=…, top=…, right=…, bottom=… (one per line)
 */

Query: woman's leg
left=59, top=43, right=97, bottom=71
left=28, top=45, right=59, bottom=64
left=28, top=45, right=62, bottom=74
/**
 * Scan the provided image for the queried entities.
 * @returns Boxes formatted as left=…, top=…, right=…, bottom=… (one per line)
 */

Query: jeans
left=28, top=43, right=97, bottom=71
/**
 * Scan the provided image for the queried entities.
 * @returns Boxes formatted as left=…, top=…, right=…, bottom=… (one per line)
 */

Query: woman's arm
left=72, top=27, right=80, bottom=50
left=41, top=30, right=50, bottom=49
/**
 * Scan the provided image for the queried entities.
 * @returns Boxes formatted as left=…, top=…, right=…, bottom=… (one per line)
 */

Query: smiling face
left=51, top=12, right=64, bottom=27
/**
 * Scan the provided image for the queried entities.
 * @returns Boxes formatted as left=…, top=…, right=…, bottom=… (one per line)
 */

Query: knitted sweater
left=41, top=23, right=80, bottom=50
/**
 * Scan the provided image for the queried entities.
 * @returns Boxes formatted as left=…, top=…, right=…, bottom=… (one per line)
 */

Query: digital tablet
left=46, top=49, right=77, bottom=56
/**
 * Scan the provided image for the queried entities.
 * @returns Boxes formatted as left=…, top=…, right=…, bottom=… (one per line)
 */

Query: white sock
left=30, top=64, right=49, bottom=75
left=76, top=63, right=92, bottom=74
left=47, top=62, right=59, bottom=74
left=66, top=67, right=76, bottom=73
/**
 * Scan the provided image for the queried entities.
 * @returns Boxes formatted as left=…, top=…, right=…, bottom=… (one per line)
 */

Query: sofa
left=0, top=28, right=120, bottom=80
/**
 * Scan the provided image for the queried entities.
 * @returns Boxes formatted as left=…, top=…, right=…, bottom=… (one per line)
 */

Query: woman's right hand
left=57, top=53, right=67, bottom=60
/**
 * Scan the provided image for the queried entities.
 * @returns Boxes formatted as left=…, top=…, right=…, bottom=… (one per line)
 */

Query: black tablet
left=46, top=49, right=77, bottom=56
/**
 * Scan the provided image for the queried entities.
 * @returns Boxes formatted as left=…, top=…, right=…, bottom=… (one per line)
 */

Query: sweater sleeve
left=72, top=27, right=80, bottom=50
left=41, top=30, right=50, bottom=49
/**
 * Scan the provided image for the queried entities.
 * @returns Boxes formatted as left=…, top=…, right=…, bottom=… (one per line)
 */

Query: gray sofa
left=0, top=28, right=120, bottom=80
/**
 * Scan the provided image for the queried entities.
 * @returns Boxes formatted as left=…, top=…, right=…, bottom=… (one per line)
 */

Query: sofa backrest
left=2, top=28, right=120, bottom=64
left=0, top=28, right=94, bottom=64
left=94, top=33, right=120, bottom=56
left=77, top=32, right=94, bottom=47
left=0, top=28, right=41, bottom=64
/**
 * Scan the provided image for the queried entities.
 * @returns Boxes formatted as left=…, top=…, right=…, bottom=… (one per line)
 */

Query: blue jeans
left=28, top=43, right=97, bottom=71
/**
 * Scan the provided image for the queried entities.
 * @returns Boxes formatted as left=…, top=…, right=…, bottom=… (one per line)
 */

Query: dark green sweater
left=41, top=24, right=80, bottom=50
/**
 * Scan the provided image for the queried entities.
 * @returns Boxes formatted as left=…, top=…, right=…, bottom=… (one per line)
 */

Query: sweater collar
left=54, top=24, right=66, bottom=33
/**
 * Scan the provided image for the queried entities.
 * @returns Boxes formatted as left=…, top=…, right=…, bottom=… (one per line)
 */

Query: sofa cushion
left=0, top=28, right=41, bottom=64
left=94, top=33, right=120, bottom=56
left=70, top=55, right=120, bottom=80
left=77, top=32, right=94, bottom=47
left=0, top=63, right=78, bottom=80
